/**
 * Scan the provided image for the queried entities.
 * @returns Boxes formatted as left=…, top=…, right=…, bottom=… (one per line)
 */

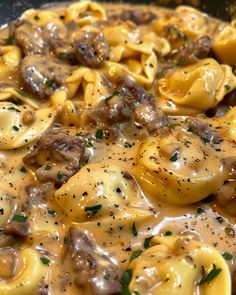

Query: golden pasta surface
left=0, top=1, right=235, bottom=295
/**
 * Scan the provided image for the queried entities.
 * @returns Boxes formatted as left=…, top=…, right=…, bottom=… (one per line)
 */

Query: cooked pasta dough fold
left=55, top=163, right=153, bottom=222
left=158, top=58, right=236, bottom=114
left=0, top=102, right=56, bottom=149
left=0, top=248, right=48, bottom=295
left=136, top=130, right=226, bottom=205
left=0, top=46, right=21, bottom=80
left=128, top=235, right=231, bottom=295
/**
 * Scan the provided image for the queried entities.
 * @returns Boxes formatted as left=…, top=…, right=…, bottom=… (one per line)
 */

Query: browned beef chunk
left=14, top=21, right=51, bottom=56
left=20, top=55, right=74, bottom=99
left=185, top=117, right=222, bottom=144
left=4, top=220, right=30, bottom=239
left=109, top=9, right=157, bottom=25
left=24, top=182, right=55, bottom=210
left=65, top=227, right=121, bottom=295
left=23, top=129, right=89, bottom=185
left=73, top=31, right=109, bottom=68
left=167, top=36, right=211, bottom=65
left=116, top=76, right=169, bottom=134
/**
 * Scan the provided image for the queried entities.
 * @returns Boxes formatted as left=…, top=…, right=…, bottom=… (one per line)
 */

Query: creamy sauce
left=0, top=2, right=235, bottom=295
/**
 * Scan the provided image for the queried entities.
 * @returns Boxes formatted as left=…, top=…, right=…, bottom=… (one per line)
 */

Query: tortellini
left=0, top=189, right=12, bottom=228
left=213, top=25, right=236, bottom=66
left=0, top=102, right=56, bottom=149
left=136, top=130, right=226, bottom=205
left=0, top=46, right=21, bottom=80
left=65, top=1, right=107, bottom=26
left=55, top=163, right=153, bottom=222
left=0, top=248, right=48, bottom=295
left=219, top=106, right=236, bottom=142
left=154, top=6, right=208, bottom=47
left=128, top=236, right=231, bottom=295
left=158, top=58, right=236, bottom=114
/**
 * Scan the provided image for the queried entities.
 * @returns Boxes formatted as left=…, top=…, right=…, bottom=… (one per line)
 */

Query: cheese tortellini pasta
left=128, top=235, right=231, bottom=295
left=0, top=248, right=48, bottom=295
left=158, top=58, right=236, bottom=114
left=0, top=102, right=56, bottom=149
left=136, top=130, right=226, bottom=205
left=55, top=163, right=153, bottom=222
left=0, top=46, right=21, bottom=80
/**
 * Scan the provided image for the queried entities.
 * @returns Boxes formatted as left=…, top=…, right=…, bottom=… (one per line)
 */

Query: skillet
left=0, top=0, right=235, bottom=26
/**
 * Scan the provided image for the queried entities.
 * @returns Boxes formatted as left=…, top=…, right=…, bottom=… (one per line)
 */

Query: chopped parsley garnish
left=13, top=214, right=27, bottom=222
left=120, top=269, right=132, bottom=286
left=132, top=222, right=137, bottom=237
left=40, top=257, right=50, bottom=265
left=224, top=84, right=231, bottom=91
left=12, top=125, right=19, bottom=131
left=56, top=171, right=64, bottom=180
left=15, top=89, right=29, bottom=97
left=130, top=250, right=143, bottom=261
left=133, top=292, right=140, bottom=295
left=176, top=59, right=187, bottom=67
left=46, top=80, right=56, bottom=88
left=8, top=106, right=21, bottom=112
left=64, top=237, right=69, bottom=245
left=144, top=235, right=154, bottom=249
left=197, top=207, right=204, bottom=214
left=44, top=165, right=52, bottom=171
left=20, top=166, right=27, bottom=173
left=86, top=140, right=93, bottom=148
left=121, top=286, right=131, bottom=295
left=184, top=140, right=191, bottom=147
left=95, top=129, right=103, bottom=140
left=105, top=91, right=119, bottom=103
left=199, top=263, right=222, bottom=285
left=104, top=274, right=111, bottom=280
left=202, top=137, right=210, bottom=144
left=164, top=231, right=172, bottom=236
left=222, top=252, right=233, bottom=260
left=170, top=152, right=178, bottom=162
left=85, top=204, right=102, bottom=215
left=48, top=210, right=56, bottom=216
left=9, top=98, right=21, bottom=105
left=34, top=15, right=40, bottom=21
left=5, top=36, right=14, bottom=45
left=187, top=126, right=193, bottom=132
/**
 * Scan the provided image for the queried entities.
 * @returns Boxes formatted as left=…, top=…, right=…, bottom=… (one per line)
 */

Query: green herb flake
left=20, top=166, right=27, bottom=173
left=34, top=15, right=40, bottom=21
left=5, top=36, right=14, bottom=45
left=170, top=152, right=178, bottom=162
left=15, top=89, right=29, bottom=97
left=104, top=274, right=110, bottom=280
left=44, top=165, right=52, bottom=171
left=176, top=59, right=187, bottom=67
left=130, top=250, right=143, bottom=261
left=133, top=292, right=140, bottom=295
left=144, top=235, right=154, bottom=249
left=9, top=98, right=21, bottom=105
left=121, top=286, right=131, bottom=295
left=184, top=140, right=191, bottom=147
left=56, top=171, right=64, bottom=180
left=48, top=210, right=56, bottom=216
left=12, top=214, right=27, bottom=222
left=187, top=126, right=193, bottom=132
left=224, top=84, right=230, bottom=91
left=75, top=132, right=82, bottom=137
left=85, top=204, right=102, bottom=215
left=120, top=269, right=132, bottom=286
left=8, top=106, right=21, bottom=112
left=46, top=80, right=56, bottom=88
left=105, top=91, right=119, bottom=103
left=132, top=222, right=137, bottom=237
left=95, top=129, right=103, bottom=140
left=64, top=237, right=69, bottom=245
left=164, top=231, right=172, bottom=236
left=222, top=252, right=233, bottom=260
left=197, top=207, right=204, bottom=214
left=12, top=125, right=19, bottom=131
left=86, top=140, right=93, bottom=148
left=40, top=257, right=50, bottom=265
left=202, top=137, right=210, bottom=144
left=199, top=263, right=222, bottom=285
